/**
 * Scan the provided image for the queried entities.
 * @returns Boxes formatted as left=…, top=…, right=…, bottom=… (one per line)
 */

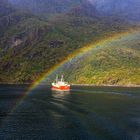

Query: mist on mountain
left=8, top=0, right=140, bottom=23
left=88, top=0, right=140, bottom=22
left=8, top=0, right=84, bottom=18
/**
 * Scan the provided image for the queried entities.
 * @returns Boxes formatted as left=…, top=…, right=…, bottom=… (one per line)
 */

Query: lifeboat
left=51, top=75, right=70, bottom=91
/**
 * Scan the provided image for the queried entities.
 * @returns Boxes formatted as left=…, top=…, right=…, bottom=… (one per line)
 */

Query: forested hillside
left=0, top=0, right=139, bottom=84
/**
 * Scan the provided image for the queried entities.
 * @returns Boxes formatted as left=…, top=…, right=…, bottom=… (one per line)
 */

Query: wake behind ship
left=51, top=75, right=70, bottom=91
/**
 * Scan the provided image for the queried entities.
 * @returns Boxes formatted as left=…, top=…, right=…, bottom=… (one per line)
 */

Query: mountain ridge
left=8, top=0, right=140, bottom=22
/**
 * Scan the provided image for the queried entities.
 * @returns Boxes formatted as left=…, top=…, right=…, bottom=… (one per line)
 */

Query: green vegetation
left=0, top=1, right=140, bottom=85
left=49, top=32, right=140, bottom=86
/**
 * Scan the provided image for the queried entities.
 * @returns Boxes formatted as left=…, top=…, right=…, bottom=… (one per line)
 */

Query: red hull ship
left=51, top=75, right=70, bottom=91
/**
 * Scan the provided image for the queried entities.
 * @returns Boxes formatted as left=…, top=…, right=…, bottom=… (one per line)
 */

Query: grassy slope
left=47, top=31, right=140, bottom=86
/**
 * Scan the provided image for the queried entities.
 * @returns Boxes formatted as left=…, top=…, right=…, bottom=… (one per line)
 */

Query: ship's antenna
left=56, top=75, right=58, bottom=82
left=61, top=75, right=64, bottom=82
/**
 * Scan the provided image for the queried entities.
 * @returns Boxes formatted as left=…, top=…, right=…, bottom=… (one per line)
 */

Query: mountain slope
left=9, top=0, right=140, bottom=22
left=0, top=0, right=16, bottom=17
left=0, top=0, right=140, bottom=84
left=0, top=10, right=132, bottom=83
left=89, top=0, right=140, bottom=23
left=46, top=31, right=140, bottom=86
left=8, top=0, right=85, bottom=18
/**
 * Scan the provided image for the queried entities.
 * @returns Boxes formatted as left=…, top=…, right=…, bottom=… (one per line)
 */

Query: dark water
left=0, top=85, right=140, bottom=140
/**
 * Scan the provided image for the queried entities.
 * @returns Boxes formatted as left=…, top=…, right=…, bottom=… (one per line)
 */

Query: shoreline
left=0, top=83, right=140, bottom=88
left=71, top=84, right=140, bottom=88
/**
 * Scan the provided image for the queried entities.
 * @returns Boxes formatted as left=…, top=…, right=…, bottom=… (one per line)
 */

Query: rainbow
left=30, top=29, right=139, bottom=90
left=5, top=29, right=140, bottom=119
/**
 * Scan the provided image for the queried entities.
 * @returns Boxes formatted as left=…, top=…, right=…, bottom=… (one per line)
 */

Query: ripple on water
left=0, top=85, right=139, bottom=140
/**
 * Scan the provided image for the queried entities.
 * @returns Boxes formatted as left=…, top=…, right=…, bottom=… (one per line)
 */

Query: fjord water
left=0, top=85, right=139, bottom=140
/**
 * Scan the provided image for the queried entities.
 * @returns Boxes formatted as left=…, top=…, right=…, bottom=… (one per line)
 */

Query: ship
left=51, top=75, right=70, bottom=91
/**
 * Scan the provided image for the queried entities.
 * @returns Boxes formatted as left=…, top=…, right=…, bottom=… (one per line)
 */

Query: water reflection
left=0, top=85, right=139, bottom=140
left=52, top=90, right=70, bottom=97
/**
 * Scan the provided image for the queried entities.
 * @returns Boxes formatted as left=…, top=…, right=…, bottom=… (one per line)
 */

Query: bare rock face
left=12, top=38, right=23, bottom=47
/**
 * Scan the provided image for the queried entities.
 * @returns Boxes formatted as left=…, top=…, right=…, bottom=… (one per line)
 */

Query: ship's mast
left=61, top=75, right=64, bottom=82
left=56, top=75, right=58, bottom=83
